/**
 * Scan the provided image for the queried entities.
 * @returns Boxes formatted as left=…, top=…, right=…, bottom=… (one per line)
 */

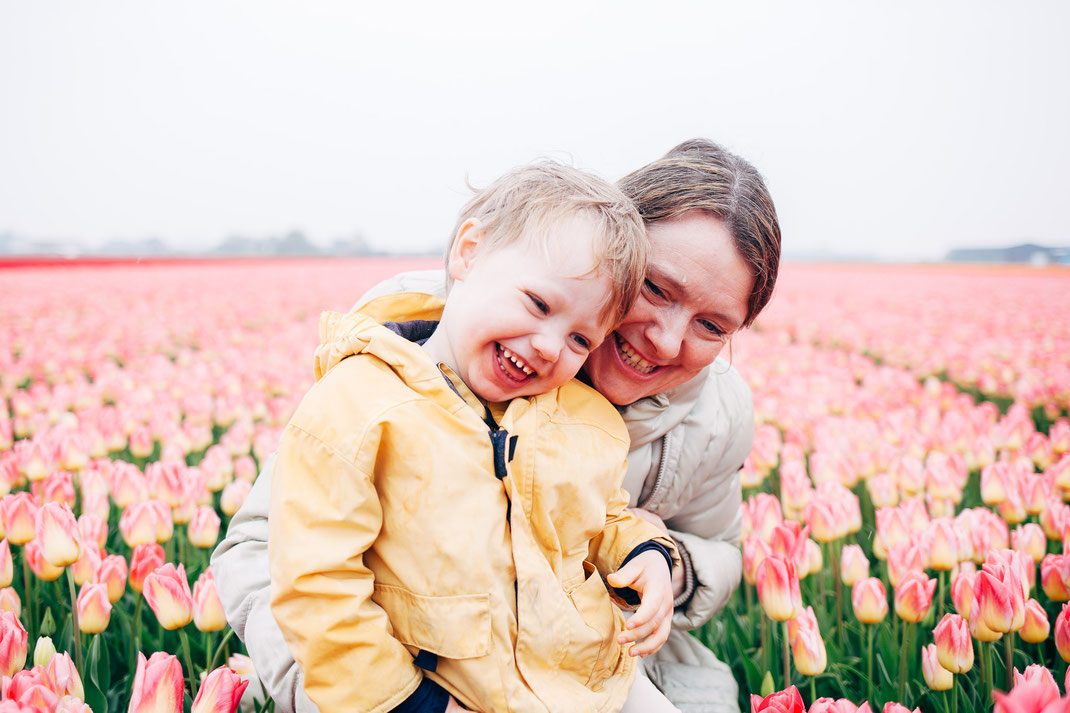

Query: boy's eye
left=571, top=334, right=591, bottom=350
left=527, top=293, right=549, bottom=314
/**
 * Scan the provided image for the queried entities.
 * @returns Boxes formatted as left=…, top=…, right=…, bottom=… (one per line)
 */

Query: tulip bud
left=191, top=666, right=249, bottom=713
left=852, top=577, right=888, bottom=624
left=0, top=587, right=21, bottom=616
left=921, top=643, right=953, bottom=691
left=894, top=571, right=936, bottom=623
left=1041, top=554, right=1070, bottom=602
left=756, top=554, right=800, bottom=621
left=923, top=518, right=959, bottom=571
left=1011, top=523, right=1046, bottom=565
left=933, top=613, right=973, bottom=673
left=129, top=543, right=165, bottom=594
left=143, top=563, right=194, bottom=630
left=226, top=653, right=255, bottom=676
left=887, top=542, right=924, bottom=588
left=975, top=567, right=1024, bottom=634
left=76, top=582, right=111, bottom=634
left=188, top=506, right=221, bottom=549
left=97, top=554, right=128, bottom=603
left=1, top=493, right=38, bottom=545
left=33, top=636, right=56, bottom=668
left=0, top=609, right=28, bottom=678
left=193, top=569, right=226, bottom=632
left=120, top=500, right=162, bottom=548
left=840, top=544, right=869, bottom=586
left=0, top=539, right=12, bottom=588
left=129, top=651, right=184, bottom=713
left=951, top=570, right=976, bottom=619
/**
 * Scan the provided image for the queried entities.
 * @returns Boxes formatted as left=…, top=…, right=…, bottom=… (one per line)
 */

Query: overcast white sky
left=1, top=1, right=1068, bottom=260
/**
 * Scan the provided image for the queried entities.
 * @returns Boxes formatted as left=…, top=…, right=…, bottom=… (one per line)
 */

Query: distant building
left=945, top=243, right=1070, bottom=265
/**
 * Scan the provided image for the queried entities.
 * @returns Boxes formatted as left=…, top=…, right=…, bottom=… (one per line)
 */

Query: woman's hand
left=446, top=695, right=476, bottom=712
left=627, top=507, right=686, bottom=600
left=606, top=550, right=673, bottom=657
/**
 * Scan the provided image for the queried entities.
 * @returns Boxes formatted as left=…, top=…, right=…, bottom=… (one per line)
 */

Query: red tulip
left=750, top=685, right=805, bottom=713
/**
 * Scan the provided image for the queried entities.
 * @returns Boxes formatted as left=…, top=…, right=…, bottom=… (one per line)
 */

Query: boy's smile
left=424, top=213, right=615, bottom=403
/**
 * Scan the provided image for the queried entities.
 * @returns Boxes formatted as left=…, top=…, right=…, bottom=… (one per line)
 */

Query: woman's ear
left=447, top=218, right=484, bottom=282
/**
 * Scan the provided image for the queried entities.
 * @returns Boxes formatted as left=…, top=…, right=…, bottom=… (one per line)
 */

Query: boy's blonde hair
left=446, top=161, right=647, bottom=327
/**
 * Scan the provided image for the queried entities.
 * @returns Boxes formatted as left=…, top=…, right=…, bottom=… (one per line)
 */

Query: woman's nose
left=645, top=314, right=686, bottom=361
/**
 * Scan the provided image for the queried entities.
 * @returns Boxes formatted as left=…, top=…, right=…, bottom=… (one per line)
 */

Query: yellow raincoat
left=269, top=293, right=677, bottom=713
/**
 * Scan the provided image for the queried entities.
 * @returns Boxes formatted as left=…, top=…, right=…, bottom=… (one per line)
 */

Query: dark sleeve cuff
left=612, top=540, right=674, bottom=606
left=390, top=677, right=449, bottom=713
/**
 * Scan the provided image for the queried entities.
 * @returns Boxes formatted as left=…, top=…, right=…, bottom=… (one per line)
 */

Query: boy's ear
left=448, top=218, right=484, bottom=282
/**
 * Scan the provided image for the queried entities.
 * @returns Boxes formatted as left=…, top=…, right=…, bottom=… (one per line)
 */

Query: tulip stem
left=1004, top=632, right=1015, bottom=691
left=179, top=628, right=197, bottom=698
left=937, top=570, right=946, bottom=621
left=208, top=627, right=236, bottom=672
left=897, top=621, right=911, bottom=702
left=782, top=620, right=791, bottom=690
left=21, top=552, right=34, bottom=639
left=130, top=596, right=143, bottom=672
left=66, top=568, right=83, bottom=674
left=830, top=542, right=843, bottom=643
left=760, top=614, right=769, bottom=675
left=866, top=625, right=875, bottom=703
left=809, top=677, right=816, bottom=705
left=981, top=640, right=992, bottom=705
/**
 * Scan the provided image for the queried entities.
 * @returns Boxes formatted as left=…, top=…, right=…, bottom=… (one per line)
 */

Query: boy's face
left=439, top=214, right=614, bottom=403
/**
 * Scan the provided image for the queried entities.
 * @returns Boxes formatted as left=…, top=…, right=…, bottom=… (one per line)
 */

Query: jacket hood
left=313, top=292, right=445, bottom=381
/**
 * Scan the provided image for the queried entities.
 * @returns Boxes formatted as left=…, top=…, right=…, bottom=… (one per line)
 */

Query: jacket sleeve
left=663, top=367, right=753, bottom=630
left=269, top=421, right=424, bottom=713
left=351, top=269, right=447, bottom=312
left=211, top=459, right=321, bottom=713
left=588, top=462, right=679, bottom=587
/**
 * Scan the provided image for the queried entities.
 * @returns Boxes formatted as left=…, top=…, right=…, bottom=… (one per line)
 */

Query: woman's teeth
left=501, top=348, right=534, bottom=375
left=616, top=335, right=656, bottom=374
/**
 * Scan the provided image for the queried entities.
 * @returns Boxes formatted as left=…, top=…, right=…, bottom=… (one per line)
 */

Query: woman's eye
left=643, top=279, right=666, bottom=299
left=527, top=293, right=549, bottom=314
left=699, top=319, right=726, bottom=337
left=571, top=334, right=591, bottom=350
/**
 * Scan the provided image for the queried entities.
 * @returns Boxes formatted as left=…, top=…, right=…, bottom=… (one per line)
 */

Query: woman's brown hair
left=618, top=139, right=781, bottom=327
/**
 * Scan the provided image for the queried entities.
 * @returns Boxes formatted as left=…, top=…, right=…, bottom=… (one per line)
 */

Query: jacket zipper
left=638, top=432, right=671, bottom=509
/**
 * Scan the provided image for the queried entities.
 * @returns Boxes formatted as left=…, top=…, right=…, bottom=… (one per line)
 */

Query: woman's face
left=583, top=210, right=755, bottom=405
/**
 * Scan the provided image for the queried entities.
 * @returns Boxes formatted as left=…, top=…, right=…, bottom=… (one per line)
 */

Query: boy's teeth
left=616, top=335, right=656, bottom=374
left=501, top=348, right=534, bottom=376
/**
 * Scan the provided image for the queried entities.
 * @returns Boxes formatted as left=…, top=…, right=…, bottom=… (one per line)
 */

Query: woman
left=212, top=138, right=781, bottom=713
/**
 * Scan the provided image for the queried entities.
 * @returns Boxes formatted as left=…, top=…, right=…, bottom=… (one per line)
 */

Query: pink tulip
left=756, top=554, right=800, bottom=621
left=0, top=610, right=27, bottom=678
left=742, top=492, right=783, bottom=543
left=1041, top=554, right=1070, bottom=602
left=787, top=607, right=826, bottom=676
left=992, top=672, right=1069, bottom=713
left=143, top=563, right=194, bottom=629
left=923, top=518, right=959, bottom=571
left=188, top=506, right=221, bottom=549
left=109, top=462, right=148, bottom=508
left=921, top=643, right=952, bottom=691
left=742, top=535, right=773, bottom=586
left=840, top=544, right=869, bottom=586
left=25, top=541, right=64, bottom=581
left=70, top=541, right=102, bottom=586
left=120, top=500, right=161, bottom=548
left=97, top=554, right=129, bottom=603
left=77, top=513, right=108, bottom=549
left=852, top=577, right=888, bottom=624
left=0, top=540, right=12, bottom=589
left=191, top=666, right=249, bottom=713
left=193, top=569, right=227, bottom=632
left=55, top=695, right=94, bottom=713
left=1, top=493, right=38, bottom=545
left=1013, top=665, right=1059, bottom=701
left=0, top=587, right=21, bottom=616
left=76, top=581, right=111, bottom=634
left=1021, top=599, right=1050, bottom=644
left=129, top=543, right=165, bottom=594
left=894, top=571, right=936, bottom=623
left=43, top=651, right=84, bottom=700
left=951, top=570, right=976, bottom=619
left=886, top=542, right=924, bottom=588
left=34, top=502, right=82, bottom=568
left=220, top=480, right=251, bottom=517
left=129, top=651, right=184, bottom=713
left=1056, top=603, right=1070, bottom=663
left=933, top=613, right=973, bottom=673
left=882, top=704, right=920, bottom=713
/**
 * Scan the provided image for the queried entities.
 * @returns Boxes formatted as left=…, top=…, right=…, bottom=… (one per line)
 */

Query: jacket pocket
left=373, top=583, right=492, bottom=659
left=565, top=561, right=620, bottom=688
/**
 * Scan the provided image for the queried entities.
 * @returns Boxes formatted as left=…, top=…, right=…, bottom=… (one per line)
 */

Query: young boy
left=269, top=162, right=677, bottom=713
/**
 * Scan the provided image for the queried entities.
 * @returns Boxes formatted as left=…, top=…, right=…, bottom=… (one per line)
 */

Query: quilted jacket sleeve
left=664, top=367, right=753, bottom=630
left=211, top=460, right=320, bottom=713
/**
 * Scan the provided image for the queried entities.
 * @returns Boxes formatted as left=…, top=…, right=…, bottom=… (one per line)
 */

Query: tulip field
left=0, top=258, right=1068, bottom=713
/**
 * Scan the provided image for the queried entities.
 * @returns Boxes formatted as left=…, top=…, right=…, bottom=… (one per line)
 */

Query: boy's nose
left=531, top=330, right=563, bottom=364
